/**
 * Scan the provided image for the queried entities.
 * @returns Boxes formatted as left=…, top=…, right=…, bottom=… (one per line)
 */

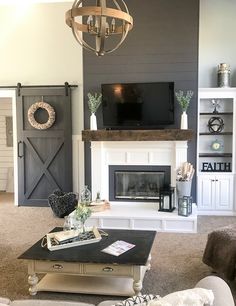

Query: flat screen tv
left=102, top=82, right=175, bottom=129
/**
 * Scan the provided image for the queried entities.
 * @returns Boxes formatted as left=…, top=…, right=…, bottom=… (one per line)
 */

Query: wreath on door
left=28, top=101, right=56, bottom=130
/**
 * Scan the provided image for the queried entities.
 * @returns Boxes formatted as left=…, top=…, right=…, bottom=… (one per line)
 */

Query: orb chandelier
left=65, top=0, right=133, bottom=57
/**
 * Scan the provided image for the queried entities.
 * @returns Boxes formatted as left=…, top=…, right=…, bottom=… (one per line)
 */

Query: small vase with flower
left=75, top=203, right=92, bottom=233
left=175, top=90, right=194, bottom=130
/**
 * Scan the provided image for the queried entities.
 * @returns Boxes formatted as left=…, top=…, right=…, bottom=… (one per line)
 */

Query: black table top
left=19, top=228, right=156, bottom=266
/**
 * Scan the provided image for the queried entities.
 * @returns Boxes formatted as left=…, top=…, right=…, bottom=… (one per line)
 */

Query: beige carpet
left=1, top=192, right=236, bottom=304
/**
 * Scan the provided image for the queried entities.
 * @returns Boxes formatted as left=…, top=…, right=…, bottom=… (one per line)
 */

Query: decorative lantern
left=178, top=196, right=192, bottom=217
left=158, top=187, right=175, bottom=212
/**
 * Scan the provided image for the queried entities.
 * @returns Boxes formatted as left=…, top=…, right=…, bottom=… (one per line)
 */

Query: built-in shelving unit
left=197, top=88, right=236, bottom=215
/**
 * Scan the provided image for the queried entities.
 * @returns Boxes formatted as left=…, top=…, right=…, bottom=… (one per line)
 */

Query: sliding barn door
left=16, top=87, right=72, bottom=206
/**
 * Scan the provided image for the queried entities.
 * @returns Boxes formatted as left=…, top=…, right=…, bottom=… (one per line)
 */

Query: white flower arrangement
left=87, top=92, right=102, bottom=114
left=75, top=203, right=92, bottom=232
left=175, top=90, right=194, bottom=112
left=76, top=204, right=92, bottom=221
left=176, top=162, right=195, bottom=181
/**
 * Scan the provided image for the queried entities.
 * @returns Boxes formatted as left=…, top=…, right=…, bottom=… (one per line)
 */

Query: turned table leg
left=133, top=266, right=143, bottom=295
left=147, top=254, right=152, bottom=270
left=133, top=279, right=142, bottom=295
left=28, top=261, right=38, bottom=295
left=28, top=273, right=38, bottom=295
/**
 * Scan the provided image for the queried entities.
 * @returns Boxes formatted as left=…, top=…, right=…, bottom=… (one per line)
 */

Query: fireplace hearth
left=109, top=165, right=171, bottom=202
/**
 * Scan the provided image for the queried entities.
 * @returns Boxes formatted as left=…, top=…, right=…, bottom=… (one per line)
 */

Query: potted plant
left=175, top=90, right=194, bottom=129
left=87, top=92, right=102, bottom=130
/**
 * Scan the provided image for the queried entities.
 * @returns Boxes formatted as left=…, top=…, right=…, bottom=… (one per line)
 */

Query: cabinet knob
left=102, top=267, right=114, bottom=272
left=211, top=179, right=215, bottom=182
left=52, top=264, right=63, bottom=270
left=215, top=179, right=218, bottom=182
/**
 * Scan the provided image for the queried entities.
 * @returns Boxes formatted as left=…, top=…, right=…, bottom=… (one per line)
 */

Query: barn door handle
left=18, top=141, right=24, bottom=158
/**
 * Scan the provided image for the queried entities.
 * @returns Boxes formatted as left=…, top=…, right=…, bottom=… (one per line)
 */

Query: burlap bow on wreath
left=27, top=101, right=56, bottom=130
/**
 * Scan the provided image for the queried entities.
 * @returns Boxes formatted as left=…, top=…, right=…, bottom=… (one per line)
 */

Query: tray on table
left=45, top=226, right=102, bottom=251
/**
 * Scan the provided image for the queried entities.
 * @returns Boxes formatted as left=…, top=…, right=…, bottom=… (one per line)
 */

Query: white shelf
left=37, top=274, right=135, bottom=296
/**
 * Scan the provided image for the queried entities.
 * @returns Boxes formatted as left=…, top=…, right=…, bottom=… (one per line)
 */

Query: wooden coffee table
left=19, top=228, right=156, bottom=296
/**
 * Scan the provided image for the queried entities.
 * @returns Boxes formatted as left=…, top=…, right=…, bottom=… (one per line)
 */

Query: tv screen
left=102, top=82, right=175, bottom=129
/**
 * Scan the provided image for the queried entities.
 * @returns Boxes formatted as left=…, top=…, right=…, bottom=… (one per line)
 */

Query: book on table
left=102, top=240, right=135, bottom=256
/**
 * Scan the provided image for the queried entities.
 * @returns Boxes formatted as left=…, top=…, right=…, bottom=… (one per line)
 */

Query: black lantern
left=178, top=196, right=192, bottom=217
left=158, top=187, right=175, bottom=212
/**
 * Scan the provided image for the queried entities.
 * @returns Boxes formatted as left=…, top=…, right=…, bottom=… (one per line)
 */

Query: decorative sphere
left=208, top=116, right=224, bottom=133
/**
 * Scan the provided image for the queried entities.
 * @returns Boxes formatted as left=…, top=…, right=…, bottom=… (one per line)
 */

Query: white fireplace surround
left=87, top=140, right=197, bottom=233
left=91, top=141, right=188, bottom=201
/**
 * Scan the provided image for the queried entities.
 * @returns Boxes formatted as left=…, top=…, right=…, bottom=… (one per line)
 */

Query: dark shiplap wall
left=83, top=0, right=199, bottom=200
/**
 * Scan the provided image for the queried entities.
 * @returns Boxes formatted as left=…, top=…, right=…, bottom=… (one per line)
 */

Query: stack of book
left=90, top=200, right=110, bottom=212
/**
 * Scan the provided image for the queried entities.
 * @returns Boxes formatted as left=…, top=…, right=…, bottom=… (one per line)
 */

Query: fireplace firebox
left=109, top=165, right=171, bottom=202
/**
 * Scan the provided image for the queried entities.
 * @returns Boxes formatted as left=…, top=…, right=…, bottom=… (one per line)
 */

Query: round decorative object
left=210, top=139, right=223, bottom=151
left=208, top=116, right=224, bottom=133
left=28, top=102, right=55, bottom=130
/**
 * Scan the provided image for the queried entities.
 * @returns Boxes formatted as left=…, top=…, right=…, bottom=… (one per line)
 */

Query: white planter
left=181, top=111, right=188, bottom=129
left=90, top=113, right=97, bottom=130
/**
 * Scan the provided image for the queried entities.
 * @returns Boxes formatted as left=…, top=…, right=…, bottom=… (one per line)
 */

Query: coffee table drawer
left=34, top=261, right=79, bottom=274
left=84, top=264, right=133, bottom=276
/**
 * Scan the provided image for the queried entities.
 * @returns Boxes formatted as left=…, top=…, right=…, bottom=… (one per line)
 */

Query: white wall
left=0, top=2, right=85, bottom=194
left=0, top=98, right=13, bottom=191
left=199, top=0, right=236, bottom=88
left=0, top=2, right=83, bottom=134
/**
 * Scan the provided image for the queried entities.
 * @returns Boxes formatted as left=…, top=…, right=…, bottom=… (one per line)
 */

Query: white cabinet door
left=198, top=175, right=215, bottom=210
left=215, top=175, right=233, bottom=210
left=198, top=174, right=234, bottom=212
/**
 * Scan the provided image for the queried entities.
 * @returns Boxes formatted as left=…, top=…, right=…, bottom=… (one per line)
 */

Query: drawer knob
left=52, top=264, right=63, bottom=270
left=103, top=267, right=114, bottom=272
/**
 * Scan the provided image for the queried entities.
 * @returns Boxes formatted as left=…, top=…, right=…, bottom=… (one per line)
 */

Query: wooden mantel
left=82, top=129, right=194, bottom=141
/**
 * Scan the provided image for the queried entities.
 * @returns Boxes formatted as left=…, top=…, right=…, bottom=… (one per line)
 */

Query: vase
left=176, top=180, right=192, bottom=198
left=181, top=111, right=188, bottom=129
left=90, top=113, right=97, bottom=130
left=80, top=185, right=92, bottom=203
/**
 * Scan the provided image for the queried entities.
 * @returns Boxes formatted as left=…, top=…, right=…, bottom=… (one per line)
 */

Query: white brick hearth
left=86, top=139, right=197, bottom=233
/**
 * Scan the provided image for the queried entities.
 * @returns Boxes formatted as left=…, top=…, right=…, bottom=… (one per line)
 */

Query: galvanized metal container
left=217, top=63, right=230, bottom=87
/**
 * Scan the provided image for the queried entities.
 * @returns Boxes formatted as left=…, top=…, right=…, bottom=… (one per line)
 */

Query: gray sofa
left=0, top=276, right=234, bottom=306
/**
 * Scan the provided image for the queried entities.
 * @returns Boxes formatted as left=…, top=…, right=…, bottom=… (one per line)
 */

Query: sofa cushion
left=148, top=288, right=214, bottom=306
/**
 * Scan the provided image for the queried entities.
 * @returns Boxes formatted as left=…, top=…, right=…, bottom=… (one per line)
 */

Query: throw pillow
left=148, top=288, right=214, bottom=306
left=115, top=295, right=160, bottom=306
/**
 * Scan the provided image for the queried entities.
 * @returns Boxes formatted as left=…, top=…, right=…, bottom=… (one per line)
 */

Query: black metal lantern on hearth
left=158, top=187, right=175, bottom=212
